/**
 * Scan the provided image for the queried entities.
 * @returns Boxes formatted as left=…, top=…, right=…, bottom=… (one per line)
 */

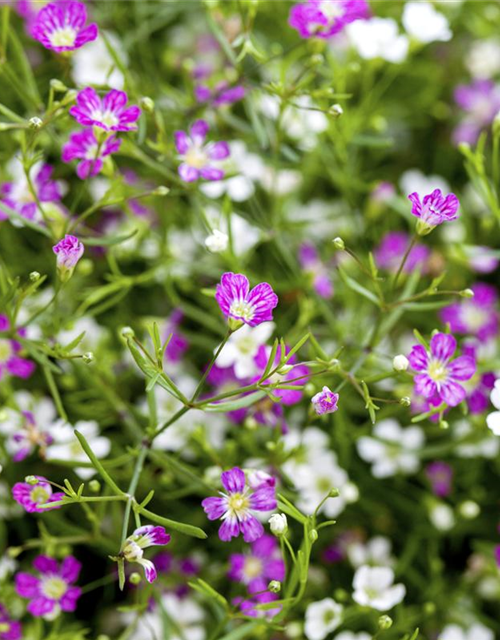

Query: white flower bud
left=29, top=271, right=41, bottom=282
left=332, top=237, right=345, bottom=250
left=459, top=500, right=480, bottom=519
left=268, top=513, right=288, bottom=536
left=82, top=352, right=94, bottom=364
left=393, top=354, right=409, bottom=372
left=329, top=104, right=343, bottom=117
left=268, top=580, right=281, bottom=593
left=205, top=229, right=229, bottom=253
left=29, top=117, right=43, bottom=129
left=121, top=326, right=135, bottom=339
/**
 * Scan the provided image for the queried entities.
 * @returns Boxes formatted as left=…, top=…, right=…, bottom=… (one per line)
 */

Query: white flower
left=347, top=536, right=395, bottom=568
left=71, top=32, right=126, bottom=88
left=217, top=322, right=275, bottom=379
left=268, top=513, right=288, bottom=535
left=453, top=418, right=500, bottom=458
left=352, top=566, right=406, bottom=611
left=45, top=421, right=111, bottom=479
left=400, top=169, right=450, bottom=198
left=393, top=354, right=409, bottom=372
left=402, top=2, right=452, bottom=44
left=204, top=229, right=228, bottom=253
left=260, top=168, right=302, bottom=195
left=429, top=503, right=455, bottom=532
left=357, top=419, right=424, bottom=478
left=203, top=207, right=261, bottom=257
left=346, top=18, right=409, bottom=63
left=335, top=633, right=371, bottom=640
left=57, top=316, right=106, bottom=351
left=439, top=623, right=494, bottom=640
left=486, top=379, right=500, bottom=436
left=466, top=39, right=500, bottom=79
left=126, top=593, right=205, bottom=640
left=0, top=556, right=16, bottom=581
left=304, top=598, right=343, bottom=640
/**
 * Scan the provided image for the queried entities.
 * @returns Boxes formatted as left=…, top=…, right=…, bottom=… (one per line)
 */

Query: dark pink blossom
left=374, top=231, right=430, bottom=274
left=202, top=467, right=277, bottom=542
left=311, top=386, right=339, bottom=415
left=228, top=533, right=285, bottom=593
left=289, top=0, right=369, bottom=39
left=62, top=129, right=121, bottom=179
left=15, top=555, right=81, bottom=617
left=32, top=2, right=97, bottom=52
left=407, top=332, right=476, bottom=407
left=440, top=283, right=499, bottom=341
left=0, top=315, right=35, bottom=382
left=0, top=605, right=21, bottom=640
left=69, top=88, right=141, bottom=132
left=425, top=461, right=453, bottom=498
left=453, top=80, right=500, bottom=145
left=299, top=243, right=334, bottom=298
left=12, top=476, right=65, bottom=514
left=122, top=525, right=171, bottom=583
left=408, top=189, right=460, bottom=234
left=174, top=120, right=230, bottom=182
left=195, top=81, right=245, bottom=107
left=53, top=235, right=84, bottom=270
left=215, top=272, right=278, bottom=327
left=0, top=163, right=62, bottom=223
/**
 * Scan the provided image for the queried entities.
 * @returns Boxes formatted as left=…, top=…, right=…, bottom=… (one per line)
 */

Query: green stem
left=393, top=233, right=418, bottom=289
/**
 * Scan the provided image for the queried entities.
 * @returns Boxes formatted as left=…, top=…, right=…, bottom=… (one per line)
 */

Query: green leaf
left=133, top=505, right=207, bottom=539
left=187, top=578, right=228, bottom=608
left=81, top=228, right=138, bottom=247
left=338, top=268, right=380, bottom=306
left=203, top=390, right=267, bottom=412
left=75, top=430, right=124, bottom=496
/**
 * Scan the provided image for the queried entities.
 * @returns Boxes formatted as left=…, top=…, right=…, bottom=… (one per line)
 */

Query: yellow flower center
left=229, top=300, right=254, bottom=322
left=227, top=492, right=249, bottom=516
left=427, top=359, right=448, bottom=382
left=41, top=576, right=67, bottom=600
left=50, top=27, right=77, bottom=48
left=30, top=486, right=50, bottom=504
left=244, top=557, right=263, bottom=580
left=185, top=146, right=208, bottom=169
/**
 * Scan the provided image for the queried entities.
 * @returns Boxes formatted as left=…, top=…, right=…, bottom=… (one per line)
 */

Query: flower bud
left=276, top=363, right=294, bottom=375
left=28, top=117, right=43, bottom=129
left=459, top=500, right=480, bottom=519
left=140, top=96, right=155, bottom=112
left=393, top=354, right=409, bottom=372
left=328, top=487, right=340, bottom=498
left=268, top=513, right=288, bottom=536
left=82, top=352, right=94, bottom=364
left=378, top=615, right=393, bottom=630
left=29, top=271, right=41, bottom=282
left=205, top=229, right=228, bottom=253
left=439, top=420, right=449, bottom=430
left=121, top=326, right=135, bottom=339
left=329, top=104, right=343, bottom=118
left=152, top=185, right=169, bottom=196
left=309, top=529, right=318, bottom=543
left=129, top=572, right=142, bottom=585
left=52, top=235, right=84, bottom=283
left=332, top=237, right=345, bottom=250
left=400, top=396, right=411, bottom=407
left=50, top=78, right=68, bottom=92
left=460, top=288, right=474, bottom=298
left=268, top=580, right=281, bottom=593
left=89, top=480, right=101, bottom=493
left=25, top=475, right=39, bottom=485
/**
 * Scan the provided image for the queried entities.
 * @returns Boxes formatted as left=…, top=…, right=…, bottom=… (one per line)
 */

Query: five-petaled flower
left=289, top=0, right=369, bottom=39
left=15, top=555, right=81, bottom=618
left=215, top=272, right=278, bottom=328
left=202, top=467, right=277, bottom=542
left=174, top=120, right=230, bottom=182
left=408, top=188, right=460, bottom=235
left=62, top=129, right=121, bottom=179
left=32, top=2, right=98, bottom=52
left=0, top=315, right=36, bottom=382
left=440, top=283, right=499, bottom=341
left=12, top=476, right=65, bottom=513
left=122, top=525, right=171, bottom=583
left=53, top=234, right=84, bottom=280
left=0, top=604, right=21, bottom=640
left=69, top=88, right=141, bottom=131
left=311, top=386, right=339, bottom=415
left=408, top=332, right=476, bottom=407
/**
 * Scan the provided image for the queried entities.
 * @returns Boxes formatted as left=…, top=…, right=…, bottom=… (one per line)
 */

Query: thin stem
left=393, top=233, right=418, bottom=289
left=190, top=329, right=233, bottom=403
left=120, top=445, right=148, bottom=545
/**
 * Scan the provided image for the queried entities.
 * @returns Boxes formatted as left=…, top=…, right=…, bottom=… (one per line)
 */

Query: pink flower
left=202, top=467, right=277, bottom=542
left=32, top=2, right=97, bottom=52
left=62, top=129, right=121, bottom=179
left=69, top=88, right=141, bottom=132
left=52, top=234, right=84, bottom=270
left=215, top=272, right=278, bottom=327
left=254, top=345, right=310, bottom=406
left=407, top=332, right=476, bottom=407
left=174, top=120, right=230, bottom=182
left=0, top=605, right=21, bottom=640
left=298, top=243, right=334, bottom=298
left=440, top=283, right=499, bottom=341
left=0, top=163, right=62, bottom=223
left=195, top=81, right=245, bottom=107
left=0, top=315, right=36, bottom=382
left=408, top=189, right=460, bottom=235
left=374, top=231, right=430, bottom=274
left=289, top=0, right=369, bottom=39
left=12, top=476, right=65, bottom=513
left=122, top=525, right=171, bottom=583
left=311, top=386, right=339, bottom=415
left=15, top=555, right=81, bottom=617
left=425, top=461, right=453, bottom=498
left=453, top=80, right=500, bottom=145
left=228, top=533, right=285, bottom=592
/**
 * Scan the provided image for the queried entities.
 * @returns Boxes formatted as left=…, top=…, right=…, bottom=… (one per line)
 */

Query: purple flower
left=12, top=476, right=65, bottom=513
left=466, top=246, right=499, bottom=274
left=0, top=163, right=62, bottom=223
left=174, top=120, right=230, bottom=182
left=215, top=272, right=278, bottom=327
left=0, top=605, right=21, bottom=640
left=425, top=461, right=453, bottom=498
left=15, top=555, right=81, bottom=618
left=122, top=525, right=171, bottom=583
left=440, top=283, right=499, bottom=341
left=407, top=332, right=476, bottom=407
left=32, top=2, right=97, bottom=52
left=311, top=386, right=339, bottom=415
left=202, top=467, right=277, bottom=542
left=163, top=310, right=189, bottom=363
left=69, top=88, right=141, bottom=132
left=195, top=81, right=246, bottom=108
left=0, top=315, right=36, bottom=382
left=228, top=533, right=285, bottom=593
left=254, top=345, right=310, bottom=406
left=234, top=589, right=281, bottom=618
left=298, top=243, right=334, bottom=298
left=453, top=80, right=500, bottom=145
left=467, top=371, right=496, bottom=414
left=495, top=545, right=500, bottom=568
left=289, top=0, right=369, bottom=39
left=408, top=189, right=460, bottom=235
left=1, top=409, right=53, bottom=463
left=53, top=234, right=84, bottom=272
left=374, top=231, right=430, bottom=274
left=62, top=129, right=121, bottom=179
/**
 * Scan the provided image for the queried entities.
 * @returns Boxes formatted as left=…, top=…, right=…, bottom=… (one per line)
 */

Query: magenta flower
left=122, top=525, right=171, bottom=583
left=289, top=0, right=369, bottom=39
left=202, top=467, right=277, bottom=542
left=12, top=476, right=65, bottom=513
left=69, top=88, right=141, bottom=132
left=234, top=589, right=281, bottom=618
left=32, top=2, right=97, bottom=52
left=407, top=332, right=476, bottom=407
left=311, top=386, right=339, bottom=415
left=174, top=120, right=230, bottom=182
left=163, top=309, right=189, bottom=363
left=374, top=231, right=430, bottom=274
left=15, top=555, right=81, bottom=618
left=53, top=234, right=84, bottom=271
left=228, top=533, right=285, bottom=593
left=62, top=129, right=121, bottom=179
left=453, top=80, right=500, bottom=145
left=408, top=189, right=460, bottom=235
left=215, top=272, right=278, bottom=327
left=1, top=409, right=53, bottom=463
left=254, top=345, right=310, bottom=406
left=195, top=81, right=246, bottom=108
left=425, top=461, right=453, bottom=498
left=0, top=315, right=36, bottom=382
left=0, top=163, right=62, bottom=223
left=0, top=605, right=21, bottom=640
left=440, top=283, right=499, bottom=341
left=299, top=243, right=334, bottom=298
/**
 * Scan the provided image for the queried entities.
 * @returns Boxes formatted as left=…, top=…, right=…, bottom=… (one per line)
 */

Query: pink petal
left=430, top=332, right=456, bottom=361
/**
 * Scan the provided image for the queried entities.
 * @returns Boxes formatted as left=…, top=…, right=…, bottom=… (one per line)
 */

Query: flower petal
left=430, top=332, right=456, bottom=361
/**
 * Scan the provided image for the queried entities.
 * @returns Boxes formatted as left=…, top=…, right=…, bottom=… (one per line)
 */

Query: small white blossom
left=486, top=378, right=500, bottom=436
left=204, top=229, right=228, bottom=253
left=352, top=565, right=406, bottom=611
left=346, top=18, right=409, bottom=63
left=268, top=513, right=288, bottom=535
left=217, top=322, right=275, bottom=379
left=304, top=598, right=343, bottom=640
left=402, top=2, right=452, bottom=43
left=429, top=503, right=455, bottom=532
left=439, top=623, right=494, bottom=640
left=393, top=354, right=409, bottom=372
